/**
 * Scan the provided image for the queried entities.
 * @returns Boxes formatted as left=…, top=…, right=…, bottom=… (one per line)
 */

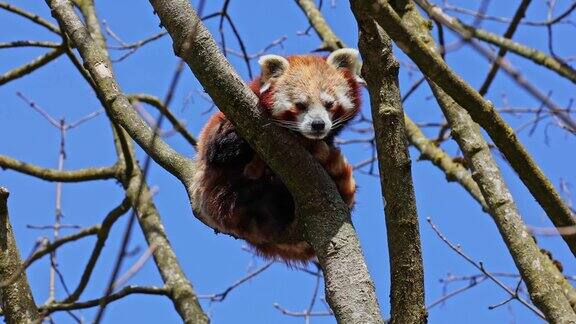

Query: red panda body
left=192, top=49, right=362, bottom=262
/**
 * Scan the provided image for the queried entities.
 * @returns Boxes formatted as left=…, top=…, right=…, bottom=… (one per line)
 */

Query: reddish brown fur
left=193, top=52, right=361, bottom=263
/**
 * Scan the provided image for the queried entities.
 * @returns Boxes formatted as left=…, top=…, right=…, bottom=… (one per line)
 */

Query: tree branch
left=294, top=0, right=345, bottom=50
left=477, top=0, right=532, bottom=95
left=0, top=187, right=40, bottom=323
left=145, top=1, right=383, bottom=322
left=404, top=117, right=488, bottom=210
left=351, top=7, right=426, bottom=323
left=414, top=0, right=576, bottom=84
left=389, top=2, right=576, bottom=321
left=128, top=94, right=198, bottom=148
left=0, top=155, right=118, bottom=182
left=45, top=0, right=193, bottom=182
left=40, top=285, right=169, bottom=313
left=63, top=198, right=131, bottom=303
left=0, top=1, right=60, bottom=34
left=294, top=0, right=487, bottom=212
left=56, top=1, right=210, bottom=322
left=0, top=47, right=65, bottom=86
left=28, top=224, right=100, bottom=265
left=366, top=0, right=576, bottom=256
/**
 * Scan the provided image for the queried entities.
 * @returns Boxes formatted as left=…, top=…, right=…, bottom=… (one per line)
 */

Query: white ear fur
left=327, top=48, right=364, bottom=84
left=258, top=55, right=289, bottom=93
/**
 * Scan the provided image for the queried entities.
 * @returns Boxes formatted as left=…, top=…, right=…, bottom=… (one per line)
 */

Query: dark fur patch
left=206, top=129, right=253, bottom=168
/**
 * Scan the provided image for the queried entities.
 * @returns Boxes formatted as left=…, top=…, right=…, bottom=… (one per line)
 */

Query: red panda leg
left=311, top=142, right=356, bottom=207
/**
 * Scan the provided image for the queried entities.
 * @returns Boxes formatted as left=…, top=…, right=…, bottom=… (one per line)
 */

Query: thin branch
left=468, top=40, right=576, bottom=134
left=427, top=276, right=488, bottom=310
left=129, top=94, right=198, bottom=148
left=40, top=285, right=169, bottom=313
left=427, top=218, right=544, bottom=319
left=46, top=0, right=194, bottom=181
left=112, top=243, right=157, bottom=290
left=28, top=225, right=100, bottom=265
left=0, top=155, right=118, bottom=182
left=0, top=40, right=61, bottom=49
left=441, top=1, right=576, bottom=26
left=478, top=0, right=532, bottom=95
left=0, top=1, right=60, bottom=34
left=0, top=47, right=65, bottom=86
left=294, top=0, right=345, bottom=50
left=199, top=261, right=274, bottom=302
left=63, top=198, right=131, bottom=303
left=416, top=0, right=576, bottom=84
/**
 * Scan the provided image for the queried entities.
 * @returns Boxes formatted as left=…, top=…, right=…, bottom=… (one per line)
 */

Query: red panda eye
left=324, top=102, right=334, bottom=110
left=295, top=103, right=307, bottom=111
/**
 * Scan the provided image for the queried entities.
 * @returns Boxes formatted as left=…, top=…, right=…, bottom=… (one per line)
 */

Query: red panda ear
left=327, top=48, right=365, bottom=85
left=258, top=55, right=289, bottom=93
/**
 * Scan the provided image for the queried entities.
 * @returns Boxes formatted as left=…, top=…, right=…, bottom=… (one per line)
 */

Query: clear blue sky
left=1, top=1, right=575, bottom=323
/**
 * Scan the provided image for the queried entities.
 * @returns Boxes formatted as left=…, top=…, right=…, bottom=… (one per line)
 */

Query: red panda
left=192, top=48, right=362, bottom=262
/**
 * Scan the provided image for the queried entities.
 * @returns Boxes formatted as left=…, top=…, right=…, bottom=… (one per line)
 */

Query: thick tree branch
left=0, top=155, right=118, bottom=182
left=431, top=85, right=576, bottom=322
left=0, top=187, right=40, bottom=323
left=298, top=1, right=427, bottom=323
left=392, top=2, right=576, bottom=321
left=145, top=1, right=383, bottom=322
left=366, top=0, right=576, bottom=256
left=351, top=10, right=426, bottom=322
left=122, top=150, right=209, bottom=324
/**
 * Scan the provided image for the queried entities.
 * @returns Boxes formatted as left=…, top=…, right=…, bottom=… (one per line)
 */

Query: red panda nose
left=311, top=120, right=326, bottom=132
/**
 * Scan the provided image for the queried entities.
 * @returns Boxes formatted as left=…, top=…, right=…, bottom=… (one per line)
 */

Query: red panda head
left=252, top=49, right=363, bottom=140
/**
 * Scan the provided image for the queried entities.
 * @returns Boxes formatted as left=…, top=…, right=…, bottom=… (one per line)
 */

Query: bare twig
left=427, top=218, right=544, bottom=318
left=199, top=261, right=274, bottom=302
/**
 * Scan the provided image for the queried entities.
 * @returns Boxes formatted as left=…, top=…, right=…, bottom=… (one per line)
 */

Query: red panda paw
left=311, top=143, right=356, bottom=208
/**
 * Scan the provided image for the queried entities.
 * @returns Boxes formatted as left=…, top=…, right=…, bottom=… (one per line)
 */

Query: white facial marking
left=335, top=86, right=354, bottom=111
left=320, top=92, right=335, bottom=104
left=272, top=91, right=292, bottom=116
left=294, top=93, right=307, bottom=104
left=259, top=82, right=271, bottom=94
left=299, top=105, right=333, bottom=139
